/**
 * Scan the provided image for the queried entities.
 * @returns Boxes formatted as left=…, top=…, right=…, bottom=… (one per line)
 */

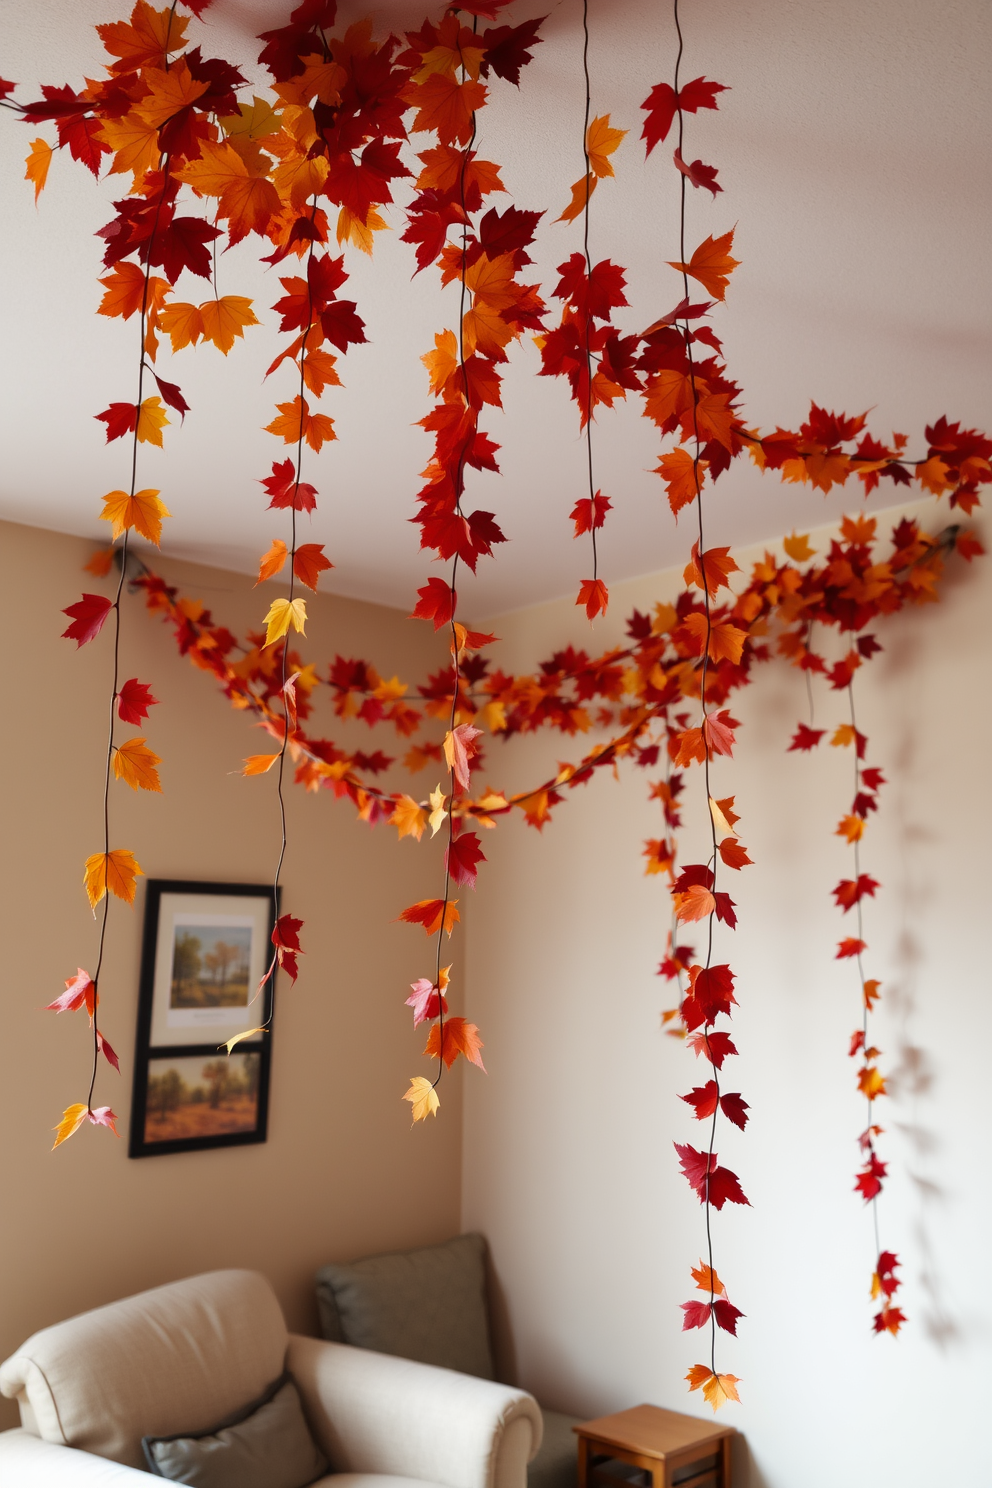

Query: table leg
left=719, top=1435, right=732, bottom=1487
left=577, top=1437, right=590, bottom=1488
left=651, top=1463, right=669, bottom=1488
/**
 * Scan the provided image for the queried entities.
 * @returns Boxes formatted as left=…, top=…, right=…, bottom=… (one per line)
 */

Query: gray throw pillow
left=142, top=1373, right=328, bottom=1487
left=315, top=1232, right=494, bottom=1379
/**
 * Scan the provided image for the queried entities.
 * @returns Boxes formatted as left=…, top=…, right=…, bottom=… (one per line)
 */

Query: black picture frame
left=129, top=880, right=277, bottom=1159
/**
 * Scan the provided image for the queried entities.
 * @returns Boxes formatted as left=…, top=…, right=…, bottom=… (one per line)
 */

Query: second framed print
left=129, top=880, right=277, bottom=1158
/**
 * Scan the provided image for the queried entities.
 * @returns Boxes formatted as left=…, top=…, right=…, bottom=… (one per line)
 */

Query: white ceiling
left=1, top=0, right=989, bottom=613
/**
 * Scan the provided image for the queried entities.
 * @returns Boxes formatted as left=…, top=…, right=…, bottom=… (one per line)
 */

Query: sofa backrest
left=0, top=1269, right=288, bottom=1471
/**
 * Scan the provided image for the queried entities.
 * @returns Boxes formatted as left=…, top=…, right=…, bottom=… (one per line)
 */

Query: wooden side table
left=575, top=1403, right=735, bottom=1488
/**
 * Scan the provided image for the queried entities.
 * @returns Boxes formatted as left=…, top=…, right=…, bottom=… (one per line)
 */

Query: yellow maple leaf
left=25, top=138, right=53, bottom=202
left=403, top=1075, right=440, bottom=1123
left=100, top=488, right=171, bottom=545
left=52, top=1103, right=89, bottom=1149
left=586, top=113, right=627, bottom=177
left=422, top=330, right=458, bottom=396
left=783, top=530, right=816, bottom=562
left=393, top=795, right=427, bottom=841
left=199, top=296, right=260, bottom=355
left=222, top=1028, right=267, bottom=1053
left=428, top=785, right=448, bottom=838
left=113, top=736, right=162, bottom=792
left=84, top=848, right=143, bottom=908
left=220, top=95, right=282, bottom=141
left=135, top=396, right=169, bottom=446
left=263, top=597, right=307, bottom=647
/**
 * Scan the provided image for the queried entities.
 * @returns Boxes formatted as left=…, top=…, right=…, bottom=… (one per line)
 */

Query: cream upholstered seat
left=0, top=1269, right=542, bottom=1488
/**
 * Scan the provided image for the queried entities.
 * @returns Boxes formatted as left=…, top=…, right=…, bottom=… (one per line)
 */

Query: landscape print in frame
left=129, top=881, right=276, bottom=1158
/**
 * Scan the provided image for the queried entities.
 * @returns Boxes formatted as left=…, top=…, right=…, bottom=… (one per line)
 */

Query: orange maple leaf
left=577, top=578, right=609, bottom=620
left=97, top=2, right=188, bottom=74
left=113, top=737, right=162, bottom=793
left=423, top=1015, right=487, bottom=1071
left=684, top=542, right=739, bottom=597
left=256, top=538, right=289, bottom=584
left=52, top=1103, right=119, bottom=1150
left=243, top=753, right=280, bottom=775
left=199, top=296, right=260, bottom=354
left=25, top=138, right=53, bottom=202
left=100, top=488, right=171, bottom=545
left=586, top=113, right=627, bottom=178
left=686, top=1365, right=741, bottom=1411
left=399, top=899, right=460, bottom=936
left=98, top=263, right=170, bottom=323
left=178, top=139, right=281, bottom=242
left=293, top=543, right=333, bottom=590
left=690, top=1261, right=726, bottom=1296
left=265, top=396, right=335, bottom=452
left=405, top=73, right=487, bottom=146
left=83, top=849, right=143, bottom=908
left=656, top=447, right=706, bottom=515
left=674, top=883, right=716, bottom=923
left=669, top=228, right=740, bottom=301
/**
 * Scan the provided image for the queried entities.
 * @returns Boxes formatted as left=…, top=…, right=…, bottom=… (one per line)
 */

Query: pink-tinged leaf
left=97, top=1031, right=120, bottom=1072
left=681, top=1300, right=712, bottom=1330
left=703, top=710, right=737, bottom=756
left=406, top=978, right=449, bottom=1027
left=46, top=968, right=97, bottom=1022
left=444, top=723, right=483, bottom=791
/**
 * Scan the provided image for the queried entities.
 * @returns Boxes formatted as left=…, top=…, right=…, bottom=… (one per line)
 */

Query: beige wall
left=462, top=499, right=991, bottom=1487
left=0, top=518, right=463, bottom=1429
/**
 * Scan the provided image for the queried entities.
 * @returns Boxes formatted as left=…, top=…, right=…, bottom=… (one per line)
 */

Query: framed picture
left=129, top=880, right=277, bottom=1158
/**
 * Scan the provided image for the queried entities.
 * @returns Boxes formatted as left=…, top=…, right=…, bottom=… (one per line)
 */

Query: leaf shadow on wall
left=882, top=625, right=958, bottom=1352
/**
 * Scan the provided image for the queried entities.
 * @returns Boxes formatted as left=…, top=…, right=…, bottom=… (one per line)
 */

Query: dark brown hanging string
left=579, top=0, right=598, bottom=581
left=429, top=15, right=481, bottom=1090
left=87, top=1, right=180, bottom=1111
left=673, top=0, right=722, bottom=1376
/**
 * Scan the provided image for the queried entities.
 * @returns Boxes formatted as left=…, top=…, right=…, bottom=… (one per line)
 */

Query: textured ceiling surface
left=1, top=0, right=989, bottom=612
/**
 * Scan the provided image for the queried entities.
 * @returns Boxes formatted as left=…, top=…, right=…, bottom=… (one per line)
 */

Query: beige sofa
left=0, top=1269, right=543, bottom=1486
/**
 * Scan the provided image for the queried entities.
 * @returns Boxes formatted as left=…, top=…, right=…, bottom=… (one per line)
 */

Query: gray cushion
left=142, top=1373, right=328, bottom=1487
left=315, top=1233, right=494, bottom=1380
left=528, top=1409, right=579, bottom=1488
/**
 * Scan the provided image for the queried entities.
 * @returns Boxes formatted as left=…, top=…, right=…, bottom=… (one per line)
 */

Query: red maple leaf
left=411, top=577, right=456, bottom=630
left=570, top=492, right=612, bottom=536
left=641, top=75, right=727, bottom=154
left=446, top=831, right=486, bottom=888
left=117, top=678, right=158, bottom=725
left=682, top=964, right=736, bottom=1028
left=788, top=723, right=825, bottom=752
left=261, top=459, right=317, bottom=512
left=95, top=402, right=137, bottom=442
left=833, top=875, right=881, bottom=912
left=577, top=578, right=609, bottom=620
left=836, top=937, right=867, bottom=959
left=855, top=1154, right=887, bottom=1201
left=272, top=913, right=304, bottom=983
left=720, top=1092, right=749, bottom=1130
left=681, top=1081, right=718, bottom=1119
left=713, top=1298, right=744, bottom=1335
left=687, top=1030, right=738, bottom=1068
left=62, top=594, right=113, bottom=647
left=673, top=149, right=721, bottom=197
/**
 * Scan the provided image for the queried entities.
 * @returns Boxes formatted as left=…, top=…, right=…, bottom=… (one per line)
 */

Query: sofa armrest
left=287, top=1335, right=542, bottom=1488
left=0, top=1429, right=152, bottom=1484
